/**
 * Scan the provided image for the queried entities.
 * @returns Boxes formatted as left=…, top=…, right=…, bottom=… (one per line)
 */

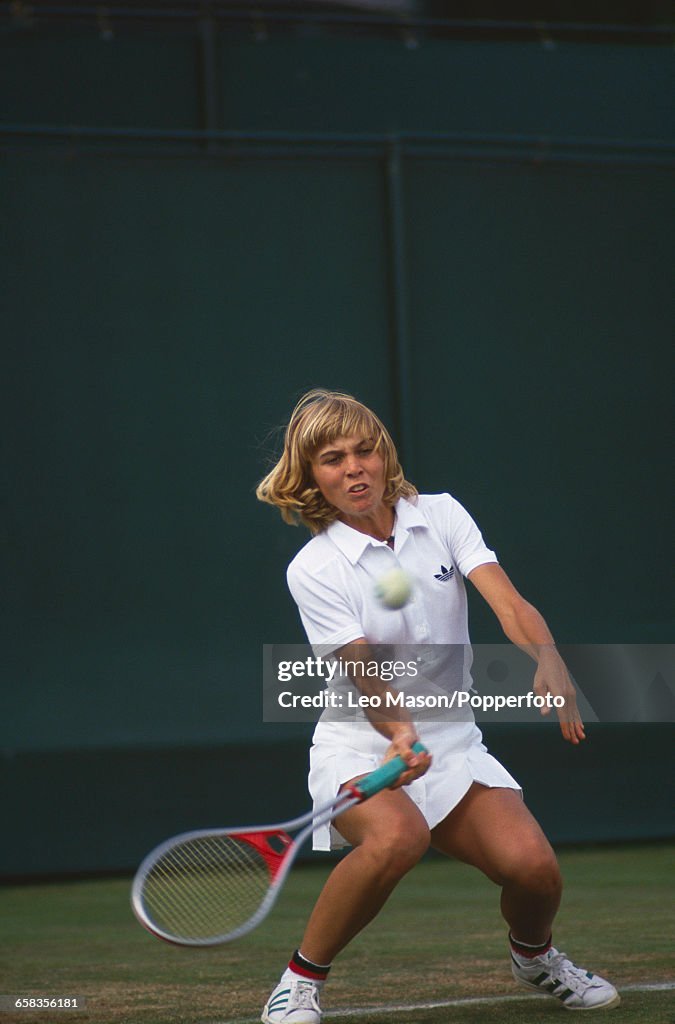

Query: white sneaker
left=511, top=946, right=620, bottom=1010
left=261, top=968, right=323, bottom=1024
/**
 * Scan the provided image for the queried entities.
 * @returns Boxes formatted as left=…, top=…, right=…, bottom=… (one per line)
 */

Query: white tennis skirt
left=308, top=718, right=521, bottom=850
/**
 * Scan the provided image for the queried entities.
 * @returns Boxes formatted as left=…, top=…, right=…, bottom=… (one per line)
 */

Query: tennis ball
left=374, top=567, right=413, bottom=610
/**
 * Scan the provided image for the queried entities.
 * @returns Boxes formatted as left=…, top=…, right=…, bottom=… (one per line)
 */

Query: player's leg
left=430, top=783, right=619, bottom=1011
left=262, top=785, right=430, bottom=1024
left=431, top=782, right=560, bottom=941
left=300, top=782, right=430, bottom=963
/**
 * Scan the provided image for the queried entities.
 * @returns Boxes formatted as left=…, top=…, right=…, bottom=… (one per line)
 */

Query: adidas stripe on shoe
left=261, top=968, right=322, bottom=1024
left=511, top=946, right=620, bottom=1010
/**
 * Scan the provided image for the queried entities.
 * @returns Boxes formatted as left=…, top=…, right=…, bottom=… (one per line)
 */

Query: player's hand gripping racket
left=131, top=742, right=427, bottom=947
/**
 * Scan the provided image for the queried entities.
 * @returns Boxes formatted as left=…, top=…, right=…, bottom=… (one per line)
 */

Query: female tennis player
left=256, top=388, right=619, bottom=1021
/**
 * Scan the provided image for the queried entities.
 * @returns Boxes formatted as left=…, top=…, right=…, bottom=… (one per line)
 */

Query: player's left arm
left=467, top=562, right=585, bottom=745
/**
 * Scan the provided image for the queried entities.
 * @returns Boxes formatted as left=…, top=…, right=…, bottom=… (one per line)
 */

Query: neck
left=340, top=507, right=395, bottom=543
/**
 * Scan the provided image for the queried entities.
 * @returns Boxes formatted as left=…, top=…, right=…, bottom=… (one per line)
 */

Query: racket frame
left=131, top=742, right=427, bottom=946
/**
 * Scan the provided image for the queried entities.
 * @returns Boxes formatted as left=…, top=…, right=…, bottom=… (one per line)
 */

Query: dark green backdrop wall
left=1, top=13, right=673, bottom=875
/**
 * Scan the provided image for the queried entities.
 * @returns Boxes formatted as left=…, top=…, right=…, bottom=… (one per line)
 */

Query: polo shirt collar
left=326, top=497, right=429, bottom=565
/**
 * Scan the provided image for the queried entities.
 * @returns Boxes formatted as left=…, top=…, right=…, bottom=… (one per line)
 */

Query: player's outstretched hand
left=533, top=648, right=586, bottom=745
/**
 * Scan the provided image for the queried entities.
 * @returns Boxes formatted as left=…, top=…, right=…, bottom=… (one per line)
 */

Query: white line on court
left=215, top=981, right=675, bottom=1024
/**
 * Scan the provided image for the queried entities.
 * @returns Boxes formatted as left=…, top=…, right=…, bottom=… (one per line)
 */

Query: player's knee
left=365, top=821, right=430, bottom=878
left=515, top=843, right=561, bottom=897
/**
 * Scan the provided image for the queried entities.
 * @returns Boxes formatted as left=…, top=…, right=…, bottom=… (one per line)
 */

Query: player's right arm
left=287, top=554, right=430, bottom=783
left=335, top=637, right=431, bottom=786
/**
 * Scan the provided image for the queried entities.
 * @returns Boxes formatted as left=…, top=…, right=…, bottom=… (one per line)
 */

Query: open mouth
left=348, top=483, right=368, bottom=494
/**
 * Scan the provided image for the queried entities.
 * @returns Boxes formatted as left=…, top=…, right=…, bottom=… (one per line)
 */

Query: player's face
left=311, top=434, right=387, bottom=523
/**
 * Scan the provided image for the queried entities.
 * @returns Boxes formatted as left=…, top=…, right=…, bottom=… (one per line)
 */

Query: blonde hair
left=256, top=388, right=417, bottom=534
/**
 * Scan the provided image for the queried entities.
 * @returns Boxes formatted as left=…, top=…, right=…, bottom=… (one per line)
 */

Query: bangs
left=294, top=397, right=384, bottom=458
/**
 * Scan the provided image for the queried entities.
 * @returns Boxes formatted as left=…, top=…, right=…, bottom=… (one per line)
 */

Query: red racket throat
left=234, top=830, right=293, bottom=881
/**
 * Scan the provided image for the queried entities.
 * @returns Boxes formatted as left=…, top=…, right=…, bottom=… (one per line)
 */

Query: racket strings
left=140, top=834, right=275, bottom=942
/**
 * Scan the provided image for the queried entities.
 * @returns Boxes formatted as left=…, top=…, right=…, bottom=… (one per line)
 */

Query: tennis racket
left=131, top=741, right=427, bottom=947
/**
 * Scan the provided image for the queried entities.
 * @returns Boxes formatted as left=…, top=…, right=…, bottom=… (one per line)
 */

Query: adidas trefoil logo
left=434, top=564, right=455, bottom=582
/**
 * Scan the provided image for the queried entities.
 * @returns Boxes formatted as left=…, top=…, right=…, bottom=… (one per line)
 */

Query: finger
left=568, top=703, right=585, bottom=741
left=397, top=747, right=421, bottom=772
left=560, top=713, right=585, bottom=745
left=391, top=752, right=432, bottom=788
left=400, top=751, right=431, bottom=776
left=383, top=736, right=417, bottom=766
left=562, top=721, right=578, bottom=744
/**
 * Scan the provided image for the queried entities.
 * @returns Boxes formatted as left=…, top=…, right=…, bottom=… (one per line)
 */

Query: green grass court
left=3, top=843, right=674, bottom=1024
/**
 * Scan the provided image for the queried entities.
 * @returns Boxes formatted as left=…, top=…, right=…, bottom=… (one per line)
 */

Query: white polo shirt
left=287, top=492, right=497, bottom=652
left=287, top=494, right=521, bottom=849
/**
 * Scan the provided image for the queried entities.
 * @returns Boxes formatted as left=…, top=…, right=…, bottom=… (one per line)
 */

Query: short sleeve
left=287, top=556, right=365, bottom=652
left=441, top=495, right=498, bottom=577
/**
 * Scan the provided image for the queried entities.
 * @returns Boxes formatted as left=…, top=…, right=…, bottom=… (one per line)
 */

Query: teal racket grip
left=354, top=742, right=429, bottom=801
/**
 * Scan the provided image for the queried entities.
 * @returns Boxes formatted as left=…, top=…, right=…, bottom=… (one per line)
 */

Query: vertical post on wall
left=384, top=138, right=414, bottom=474
left=198, top=11, right=218, bottom=151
